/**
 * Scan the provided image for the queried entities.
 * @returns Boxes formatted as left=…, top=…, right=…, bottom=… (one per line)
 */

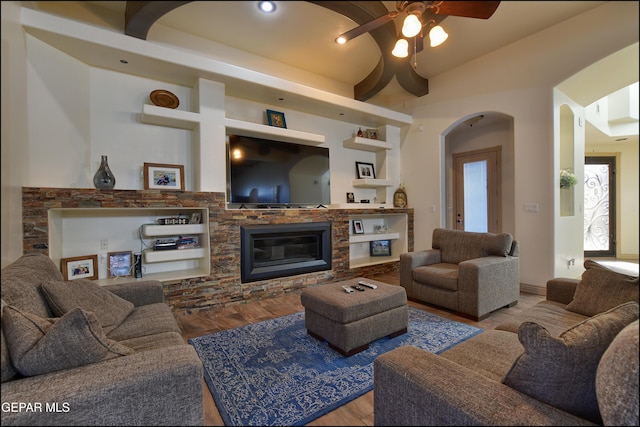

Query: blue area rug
left=189, top=306, right=482, bottom=426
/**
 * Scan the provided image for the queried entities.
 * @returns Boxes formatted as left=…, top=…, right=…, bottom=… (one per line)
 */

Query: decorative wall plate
left=150, top=89, right=179, bottom=109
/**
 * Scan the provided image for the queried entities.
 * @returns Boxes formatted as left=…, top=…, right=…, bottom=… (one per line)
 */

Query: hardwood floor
left=175, top=271, right=545, bottom=426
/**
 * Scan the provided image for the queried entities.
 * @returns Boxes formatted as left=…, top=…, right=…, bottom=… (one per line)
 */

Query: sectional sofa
left=375, top=260, right=639, bottom=426
left=1, top=253, right=204, bottom=426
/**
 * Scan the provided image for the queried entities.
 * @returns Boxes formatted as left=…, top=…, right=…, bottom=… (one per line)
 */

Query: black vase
left=93, top=155, right=116, bottom=190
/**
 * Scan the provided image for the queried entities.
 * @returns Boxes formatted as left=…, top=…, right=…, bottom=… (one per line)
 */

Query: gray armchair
left=400, top=228, right=520, bottom=320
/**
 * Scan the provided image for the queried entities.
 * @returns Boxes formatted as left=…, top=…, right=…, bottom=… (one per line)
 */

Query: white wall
left=399, top=1, right=638, bottom=290
left=1, top=1, right=29, bottom=266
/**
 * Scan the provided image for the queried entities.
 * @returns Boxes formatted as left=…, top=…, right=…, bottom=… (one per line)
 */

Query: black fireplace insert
left=240, top=222, right=332, bottom=283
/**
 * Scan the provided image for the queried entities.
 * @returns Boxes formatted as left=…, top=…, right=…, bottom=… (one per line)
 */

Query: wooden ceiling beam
left=123, top=1, right=429, bottom=101
left=125, top=1, right=192, bottom=39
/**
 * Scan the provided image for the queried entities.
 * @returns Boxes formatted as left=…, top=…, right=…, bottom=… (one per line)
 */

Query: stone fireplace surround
left=21, top=188, right=413, bottom=312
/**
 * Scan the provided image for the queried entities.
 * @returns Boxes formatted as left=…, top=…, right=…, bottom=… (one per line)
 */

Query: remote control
left=359, top=281, right=377, bottom=289
left=351, top=285, right=366, bottom=291
left=342, top=285, right=355, bottom=294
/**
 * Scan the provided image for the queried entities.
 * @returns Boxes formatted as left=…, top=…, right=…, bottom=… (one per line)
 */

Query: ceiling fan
left=336, top=1, right=501, bottom=58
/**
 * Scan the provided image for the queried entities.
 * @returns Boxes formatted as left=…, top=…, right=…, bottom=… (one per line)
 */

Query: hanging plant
left=560, top=169, right=577, bottom=189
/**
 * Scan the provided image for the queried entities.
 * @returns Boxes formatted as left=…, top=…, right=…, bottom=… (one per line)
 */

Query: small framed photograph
left=144, top=162, right=185, bottom=191
left=352, top=219, right=364, bottom=234
left=266, top=109, right=287, bottom=128
left=346, top=192, right=355, bottom=203
left=366, top=128, right=378, bottom=139
left=374, top=225, right=389, bottom=233
left=356, top=161, right=376, bottom=179
left=370, top=239, right=391, bottom=257
left=189, top=212, right=202, bottom=224
left=108, top=251, right=133, bottom=278
left=61, top=255, right=98, bottom=281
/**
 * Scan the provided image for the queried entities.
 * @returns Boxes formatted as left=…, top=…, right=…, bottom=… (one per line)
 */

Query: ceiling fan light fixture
left=392, top=38, right=409, bottom=58
left=429, top=25, right=448, bottom=47
left=258, top=1, right=276, bottom=13
left=401, top=14, right=422, bottom=38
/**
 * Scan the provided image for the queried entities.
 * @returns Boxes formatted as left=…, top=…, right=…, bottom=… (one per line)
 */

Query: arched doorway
left=442, top=113, right=515, bottom=234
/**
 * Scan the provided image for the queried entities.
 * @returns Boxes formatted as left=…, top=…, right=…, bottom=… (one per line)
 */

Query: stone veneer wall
left=22, top=187, right=414, bottom=312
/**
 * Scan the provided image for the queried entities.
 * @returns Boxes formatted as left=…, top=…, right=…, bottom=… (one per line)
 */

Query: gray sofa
left=400, top=228, right=520, bottom=320
left=1, top=253, right=204, bottom=426
left=375, top=260, right=639, bottom=426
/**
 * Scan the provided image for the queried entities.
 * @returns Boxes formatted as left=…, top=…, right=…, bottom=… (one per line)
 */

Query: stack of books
left=177, top=236, right=199, bottom=249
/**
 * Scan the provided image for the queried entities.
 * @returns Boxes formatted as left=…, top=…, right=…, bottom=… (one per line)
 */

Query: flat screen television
left=227, top=134, right=331, bottom=207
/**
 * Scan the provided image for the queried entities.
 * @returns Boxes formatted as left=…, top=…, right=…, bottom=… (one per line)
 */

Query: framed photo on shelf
left=356, top=161, right=376, bottom=179
left=189, top=212, right=202, bottom=224
left=108, top=251, right=133, bottom=278
left=352, top=219, right=365, bottom=234
left=366, top=128, right=378, bottom=139
left=266, top=109, right=287, bottom=128
left=144, top=163, right=185, bottom=191
left=61, top=255, right=98, bottom=281
left=370, top=239, right=391, bottom=257
left=346, top=192, right=355, bottom=203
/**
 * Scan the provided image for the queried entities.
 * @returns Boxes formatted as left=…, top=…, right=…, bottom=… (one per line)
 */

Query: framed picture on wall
left=144, top=163, right=185, bottom=191
left=61, top=255, right=98, bottom=281
left=108, top=251, right=133, bottom=278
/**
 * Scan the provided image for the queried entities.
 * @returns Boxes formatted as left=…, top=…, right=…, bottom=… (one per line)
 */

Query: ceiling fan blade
left=337, top=11, right=398, bottom=42
left=431, top=1, right=501, bottom=19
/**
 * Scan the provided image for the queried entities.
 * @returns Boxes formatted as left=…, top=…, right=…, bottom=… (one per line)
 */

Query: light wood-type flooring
left=175, top=271, right=545, bottom=426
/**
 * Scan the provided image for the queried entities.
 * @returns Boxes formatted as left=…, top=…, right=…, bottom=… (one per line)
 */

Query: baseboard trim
left=520, top=283, right=545, bottom=296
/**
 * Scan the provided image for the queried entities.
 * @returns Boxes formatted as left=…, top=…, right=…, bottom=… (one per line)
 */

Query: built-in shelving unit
left=348, top=213, right=408, bottom=268
left=21, top=7, right=413, bottom=129
left=48, top=207, right=210, bottom=285
left=344, top=135, right=394, bottom=202
left=141, top=223, right=208, bottom=264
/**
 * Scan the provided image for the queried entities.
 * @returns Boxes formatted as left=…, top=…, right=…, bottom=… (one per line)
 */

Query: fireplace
left=240, top=222, right=332, bottom=283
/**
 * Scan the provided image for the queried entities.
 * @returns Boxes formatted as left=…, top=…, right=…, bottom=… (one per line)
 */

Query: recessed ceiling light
left=258, top=1, right=276, bottom=13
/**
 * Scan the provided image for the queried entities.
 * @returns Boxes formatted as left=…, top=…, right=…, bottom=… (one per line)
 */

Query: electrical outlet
left=100, top=239, right=109, bottom=250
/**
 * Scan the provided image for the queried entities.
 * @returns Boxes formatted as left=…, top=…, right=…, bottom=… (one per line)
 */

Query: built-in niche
left=559, top=104, right=575, bottom=217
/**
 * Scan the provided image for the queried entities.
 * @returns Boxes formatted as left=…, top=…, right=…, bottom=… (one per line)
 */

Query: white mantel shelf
left=343, top=136, right=392, bottom=151
left=224, top=118, right=325, bottom=144
left=141, top=104, right=201, bottom=129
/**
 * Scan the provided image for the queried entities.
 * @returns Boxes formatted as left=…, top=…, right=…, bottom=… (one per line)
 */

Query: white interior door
left=452, top=147, right=501, bottom=233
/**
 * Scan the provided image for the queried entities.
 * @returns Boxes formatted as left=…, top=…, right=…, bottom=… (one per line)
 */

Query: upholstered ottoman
left=301, top=277, right=408, bottom=356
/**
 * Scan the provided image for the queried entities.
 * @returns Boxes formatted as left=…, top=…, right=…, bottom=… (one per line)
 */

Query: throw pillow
left=596, top=320, right=639, bottom=426
left=2, top=305, right=134, bottom=377
left=40, top=279, right=134, bottom=333
left=565, top=260, right=639, bottom=317
left=1, top=299, right=20, bottom=382
left=502, top=301, right=639, bottom=424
